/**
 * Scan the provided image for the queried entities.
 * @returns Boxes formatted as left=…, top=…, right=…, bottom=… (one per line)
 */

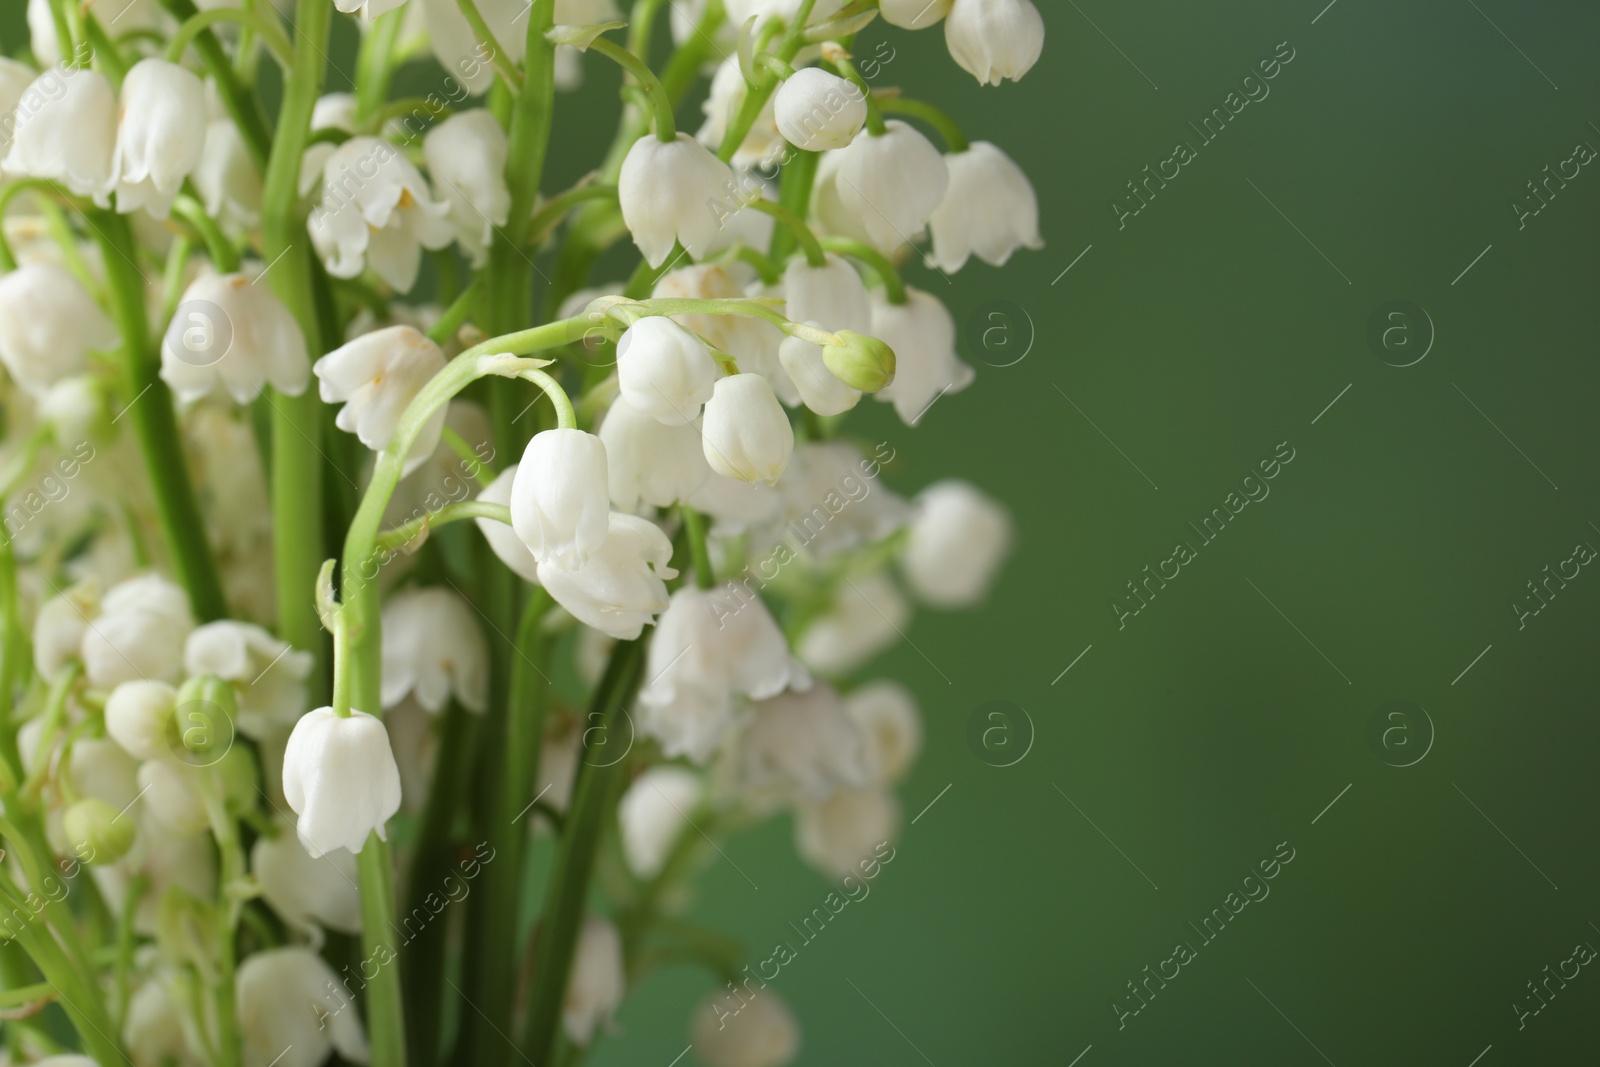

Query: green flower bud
left=170, top=675, right=239, bottom=767
left=824, top=330, right=896, bottom=393
left=64, top=798, right=136, bottom=866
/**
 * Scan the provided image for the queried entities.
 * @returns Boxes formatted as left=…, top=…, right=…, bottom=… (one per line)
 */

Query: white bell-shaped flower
left=735, top=685, right=867, bottom=805
left=928, top=142, right=1042, bottom=271
left=236, top=947, right=369, bottom=1067
left=112, top=58, right=207, bottom=217
left=619, top=766, right=702, bottom=878
left=0, top=58, right=37, bottom=158
left=81, top=574, right=195, bottom=689
left=653, top=263, right=774, bottom=356
left=690, top=988, right=800, bottom=1067
left=617, top=316, right=720, bottom=425
left=476, top=465, right=542, bottom=583
left=870, top=288, right=974, bottom=426
left=0, top=262, right=117, bottom=396
left=510, top=428, right=611, bottom=570
left=197, top=117, right=262, bottom=234
left=774, top=68, right=867, bottom=152
left=619, top=132, right=737, bottom=268
left=812, top=121, right=948, bottom=254
left=537, top=513, right=676, bottom=640
left=945, top=0, right=1045, bottom=85
left=795, top=571, right=908, bottom=676
left=335, top=0, right=409, bottom=18
left=299, top=93, right=359, bottom=196
left=105, top=680, right=178, bottom=762
left=33, top=585, right=93, bottom=680
left=697, top=57, right=783, bottom=169
left=70, top=737, right=141, bottom=810
left=40, top=375, right=107, bottom=447
left=795, top=787, right=900, bottom=878
left=563, top=917, right=625, bottom=1045
left=425, top=109, right=511, bottom=266
left=783, top=253, right=871, bottom=335
left=701, top=374, right=794, bottom=485
left=778, top=334, right=860, bottom=417
left=125, top=970, right=206, bottom=1067
left=638, top=585, right=799, bottom=762
left=688, top=472, right=782, bottom=530
left=901, top=479, right=1011, bottom=607
left=421, top=0, right=529, bottom=96
left=314, top=325, right=449, bottom=475
left=184, top=621, right=314, bottom=741
left=137, top=759, right=209, bottom=837
left=380, top=586, right=489, bottom=713
left=161, top=272, right=311, bottom=404
left=844, top=681, right=922, bottom=784
left=598, top=398, right=712, bottom=512
left=308, top=135, right=454, bottom=291
left=3, top=66, right=117, bottom=205
left=882, top=0, right=952, bottom=27
left=764, top=440, right=910, bottom=562
left=251, top=820, right=362, bottom=936
left=282, top=707, right=403, bottom=857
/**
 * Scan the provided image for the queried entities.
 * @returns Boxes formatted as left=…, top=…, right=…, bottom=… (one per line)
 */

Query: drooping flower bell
left=536, top=513, right=677, bottom=640
left=783, top=253, right=871, bottom=335
left=700, top=374, right=794, bottom=485
left=105, top=680, right=178, bottom=762
left=901, top=479, right=1012, bottom=607
left=3, top=66, right=118, bottom=204
left=690, top=988, right=801, bottom=1067
left=161, top=272, right=311, bottom=404
left=563, top=917, right=626, bottom=1045
left=282, top=707, right=403, bottom=857
left=380, top=586, right=489, bottom=714
left=314, top=325, right=449, bottom=476
left=945, top=0, right=1046, bottom=85
left=870, top=288, right=975, bottom=426
left=476, top=465, right=543, bottom=583
left=425, top=109, right=512, bottom=266
left=81, top=573, right=195, bottom=689
left=928, top=141, right=1043, bottom=271
left=734, top=684, right=867, bottom=805
left=882, top=0, right=952, bottom=28
left=774, top=67, right=868, bottom=152
left=184, top=621, right=314, bottom=741
left=616, top=316, right=720, bottom=425
left=511, top=428, right=613, bottom=570
left=795, top=787, right=900, bottom=878
left=251, top=819, right=362, bottom=937
left=844, top=680, right=923, bottom=784
left=812, top=120, right=949, bottom=254
left=112, top=58, right=207, bottom=218
left=779, top=333, right=861, bottom=417
left=619, top=766, right=702, bottom=878
left=795, top=571, right=908, bottom=676
left=236, top=947, right=370, bottom=1067
left=598, top=398, right=712, bottom=512
left=619, top=132, right=737, bottom=268
left=0, top=262, right=118, bottom=396
left=308, top=135, right=455, bottom=291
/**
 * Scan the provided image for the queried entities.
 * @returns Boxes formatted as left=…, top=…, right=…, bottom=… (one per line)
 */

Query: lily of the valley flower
left=844, top=681, right=923, bottom=784
left=314, top=325, right=449, bottom=476
left=795, top=787, right=900, bottom=878
left=536, top=513, right=676, bottom=640
left=882, top=0, right=952, bottom=28
left=282, top=707, right=403, bottom=856
left=697, top=57, right=783, bottom=170
left=774, top=68, right=868, bottom=152
left=251, top=821, right=363, bottom=936
left=638, top=586, right=800, bottom=762
left=334, top=0, right=408, bottom=17
left=161, top=272, right=311, bottom=404
left=510, top=428, right=612, bottom=570
left=616, top=316, right=720, bottom=425
left=564, top=917, right=625, bottom=1045
left=112, top=58, right=207, bottom=217
left=184, top=621, right=314, bottom=741
left=196, top=115, right=264, bottom=234
left=3, top=66, right=118, bottom=204
left=812, top=121, right=949, bottom=254
left=476, top=465, right=543, bottom=583
left=105, top=680, right=178, bottom=762
left=928, top=141, right=1043, bottom=271
left=618, top=766, right=702, bottom=878
left=901, top=479, right=1012, bottom=607
left=421, top=0, right=528, bottom=96
left=236, top=947, right=370, bottom=1067
left=380, top=586, right=489, bottom=714
left=299, top=92, right=359, bottom=196
left=946, top=0, right=1046, bottom=85
left=619, top=132, right=738, bottom=267
left=778, top=333, right=861, bottom=417
left=137, top=759, right=208, bottom=837
left=82, top=574, right=195, bottom=689
left=783, top=253, right=871, bottom=334
left=690, top=988, right=801, bottom=1067
left=425, top=109, right=511, bottom=266
left=0, top=262, right=118, bottom=396
left=870, top=288, right=975, bottom=426
left=700, top=374, right=794, bottom=485
left=309, top=135, right=454, bottom=291
left=0, top=58, right=35, bottom=157
left=795, top=571, right=908, bottom=676
left=735, top=684, right=867, bottom=805
left=598, top=398, right=712, bottom=512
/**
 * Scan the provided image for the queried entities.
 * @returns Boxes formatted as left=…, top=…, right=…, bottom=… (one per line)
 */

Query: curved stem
left=361, top=96, right=455, bottom=141
left=427, top=274, right=482, bottom=346
left=355, top=8, right=407, bottom=120
left=165, top=6, right=294, bottom=69
left=376, top=501, right=511, bottom=553
left=746, top=198, right=826, bottom=267
left=528, top=182, right=619, bottom=241
left=681, top=506, right=714, bottom=589
left=0, top=179, right=80, bottom=273
left=170, top=195, right=241, bottom=274
left=457, top=0, right=522, bottom=91
left=716, top=0, right=816, bottom=161
left=733, top=245, right=781, bottom=285
left=155, top=0, right=273, bottom=169
left=587, top=36, right=677, bottom=141
left=820, top=236, right=907, bottom=304
left=874, top=94, right=971, bottom=152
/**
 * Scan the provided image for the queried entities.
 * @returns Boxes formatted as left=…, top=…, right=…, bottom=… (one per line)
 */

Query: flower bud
left=795, top=787, right=900, bottom=879
left=701, top=374, right=794, bottom=485
left=619, top=132, right=737, bottom=268
left=779, top=335, right=860, bottom=417
left=945, top=0, right=1045, bottom=86
left=563, top=917, right=625, bottom=1045
left=282, top=708, right=403, bottom=857
left=510, top=428, right=612, bottom=570
left=619, top=766, right=702, bottom=878
left=105, top=680, right=178, bottom=762
left=774, top=68, right=867, bottom=152
left=616, top=316, right=719, bottom=425
left=902, top=479, right=1012, bottom=607
left=64, top=798, right=137, bottom=866
left=137, top=759, right=209, bottom=837
left=691, top=988, right=800, bottom=1067
left=173, top=674, right=239, bottom=764
left=823, top=331, right=895, bottom=393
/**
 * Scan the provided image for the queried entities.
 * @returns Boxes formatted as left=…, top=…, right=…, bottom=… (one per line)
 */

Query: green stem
left=746, top=198, right=826, bottom=267
left=681, top=506, right=714, bottom=589
left=820, top=236, right=907, bottom=304
left=357, top=839, right=405, bottom=1067
left=457, top=0, right=522, bottom=90
left=715, top=0, right=815, bottom=162
left=875, top=95, right=971, bottom=152
left=0, top=179, right=80, bottom=274
left=833, top=54, right=885, bottom=136
left=355, top=8, right=408, bottom=120
left=170, top=195, right=241, bottom=274
left=427, top=275, right=482, bottom=346
left=587, top=36, right=677, bottom=141
left=82, top=14, right=129, bottom=85
left=375, top=501, right=510, bottom=553
left=155, top=0, right=273, bottom=169
left=519, top=639, right=646, bottom=1064
left=201, top=779, right=244, bottom=1067
left=91, top=210, right=227, bottom=621
left=528, top=183, right=620, bottom=242
left=165, top=6, right=295, bottom=69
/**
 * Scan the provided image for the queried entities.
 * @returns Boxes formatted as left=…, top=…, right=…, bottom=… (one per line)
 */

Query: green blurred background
left=13, top=1, right=1600, bottom=1063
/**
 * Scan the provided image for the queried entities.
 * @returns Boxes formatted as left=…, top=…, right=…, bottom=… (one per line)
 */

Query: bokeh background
left=11, top=1, right=1600, bottom=1064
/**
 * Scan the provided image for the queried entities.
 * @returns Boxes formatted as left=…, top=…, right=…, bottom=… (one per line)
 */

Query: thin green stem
left=171, top=195, right=241, bottom=274
left=833, top=54, right=885, bottom=136
left=746, top=198, right=826, bottom=267
left=681, top=506, right=715, bottom=589
left=355, top=8, right=408, bottom=120
left=376, top=501, right=510, bottom=553
left=716, top=0, right=815, bottom=161
left=155, top=0, right=273, bottom=169
left=875, top=95, right=971, bottom=152
left=821, top=236, right=907, bottom=304
left=165, top=6, right=294, bottom=69
left=0, top=179, right=80, bottom=273
left=457, top=0, right=522, bottom=90
left=427, top=275, right=482, bottom=346
left=528, top=183, right=619, bottom=241
left=587, top=36, right=677, bottom=141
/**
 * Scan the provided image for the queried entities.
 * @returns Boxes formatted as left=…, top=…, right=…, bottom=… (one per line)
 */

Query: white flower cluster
left=0, top=0, right=1038, bottom=1064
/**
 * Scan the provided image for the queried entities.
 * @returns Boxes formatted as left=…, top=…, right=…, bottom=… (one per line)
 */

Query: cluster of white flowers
left=0, top=0, right=1038, bottom=1064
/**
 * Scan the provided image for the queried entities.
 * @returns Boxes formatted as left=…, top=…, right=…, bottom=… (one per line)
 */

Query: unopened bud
left=64, top=798, right=136, bottom=866
left=824, top=330, right=896, bottom=392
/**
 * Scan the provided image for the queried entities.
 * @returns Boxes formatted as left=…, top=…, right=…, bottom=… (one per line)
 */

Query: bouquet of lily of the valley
left=0, top=0, right=1040, bottom=1063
